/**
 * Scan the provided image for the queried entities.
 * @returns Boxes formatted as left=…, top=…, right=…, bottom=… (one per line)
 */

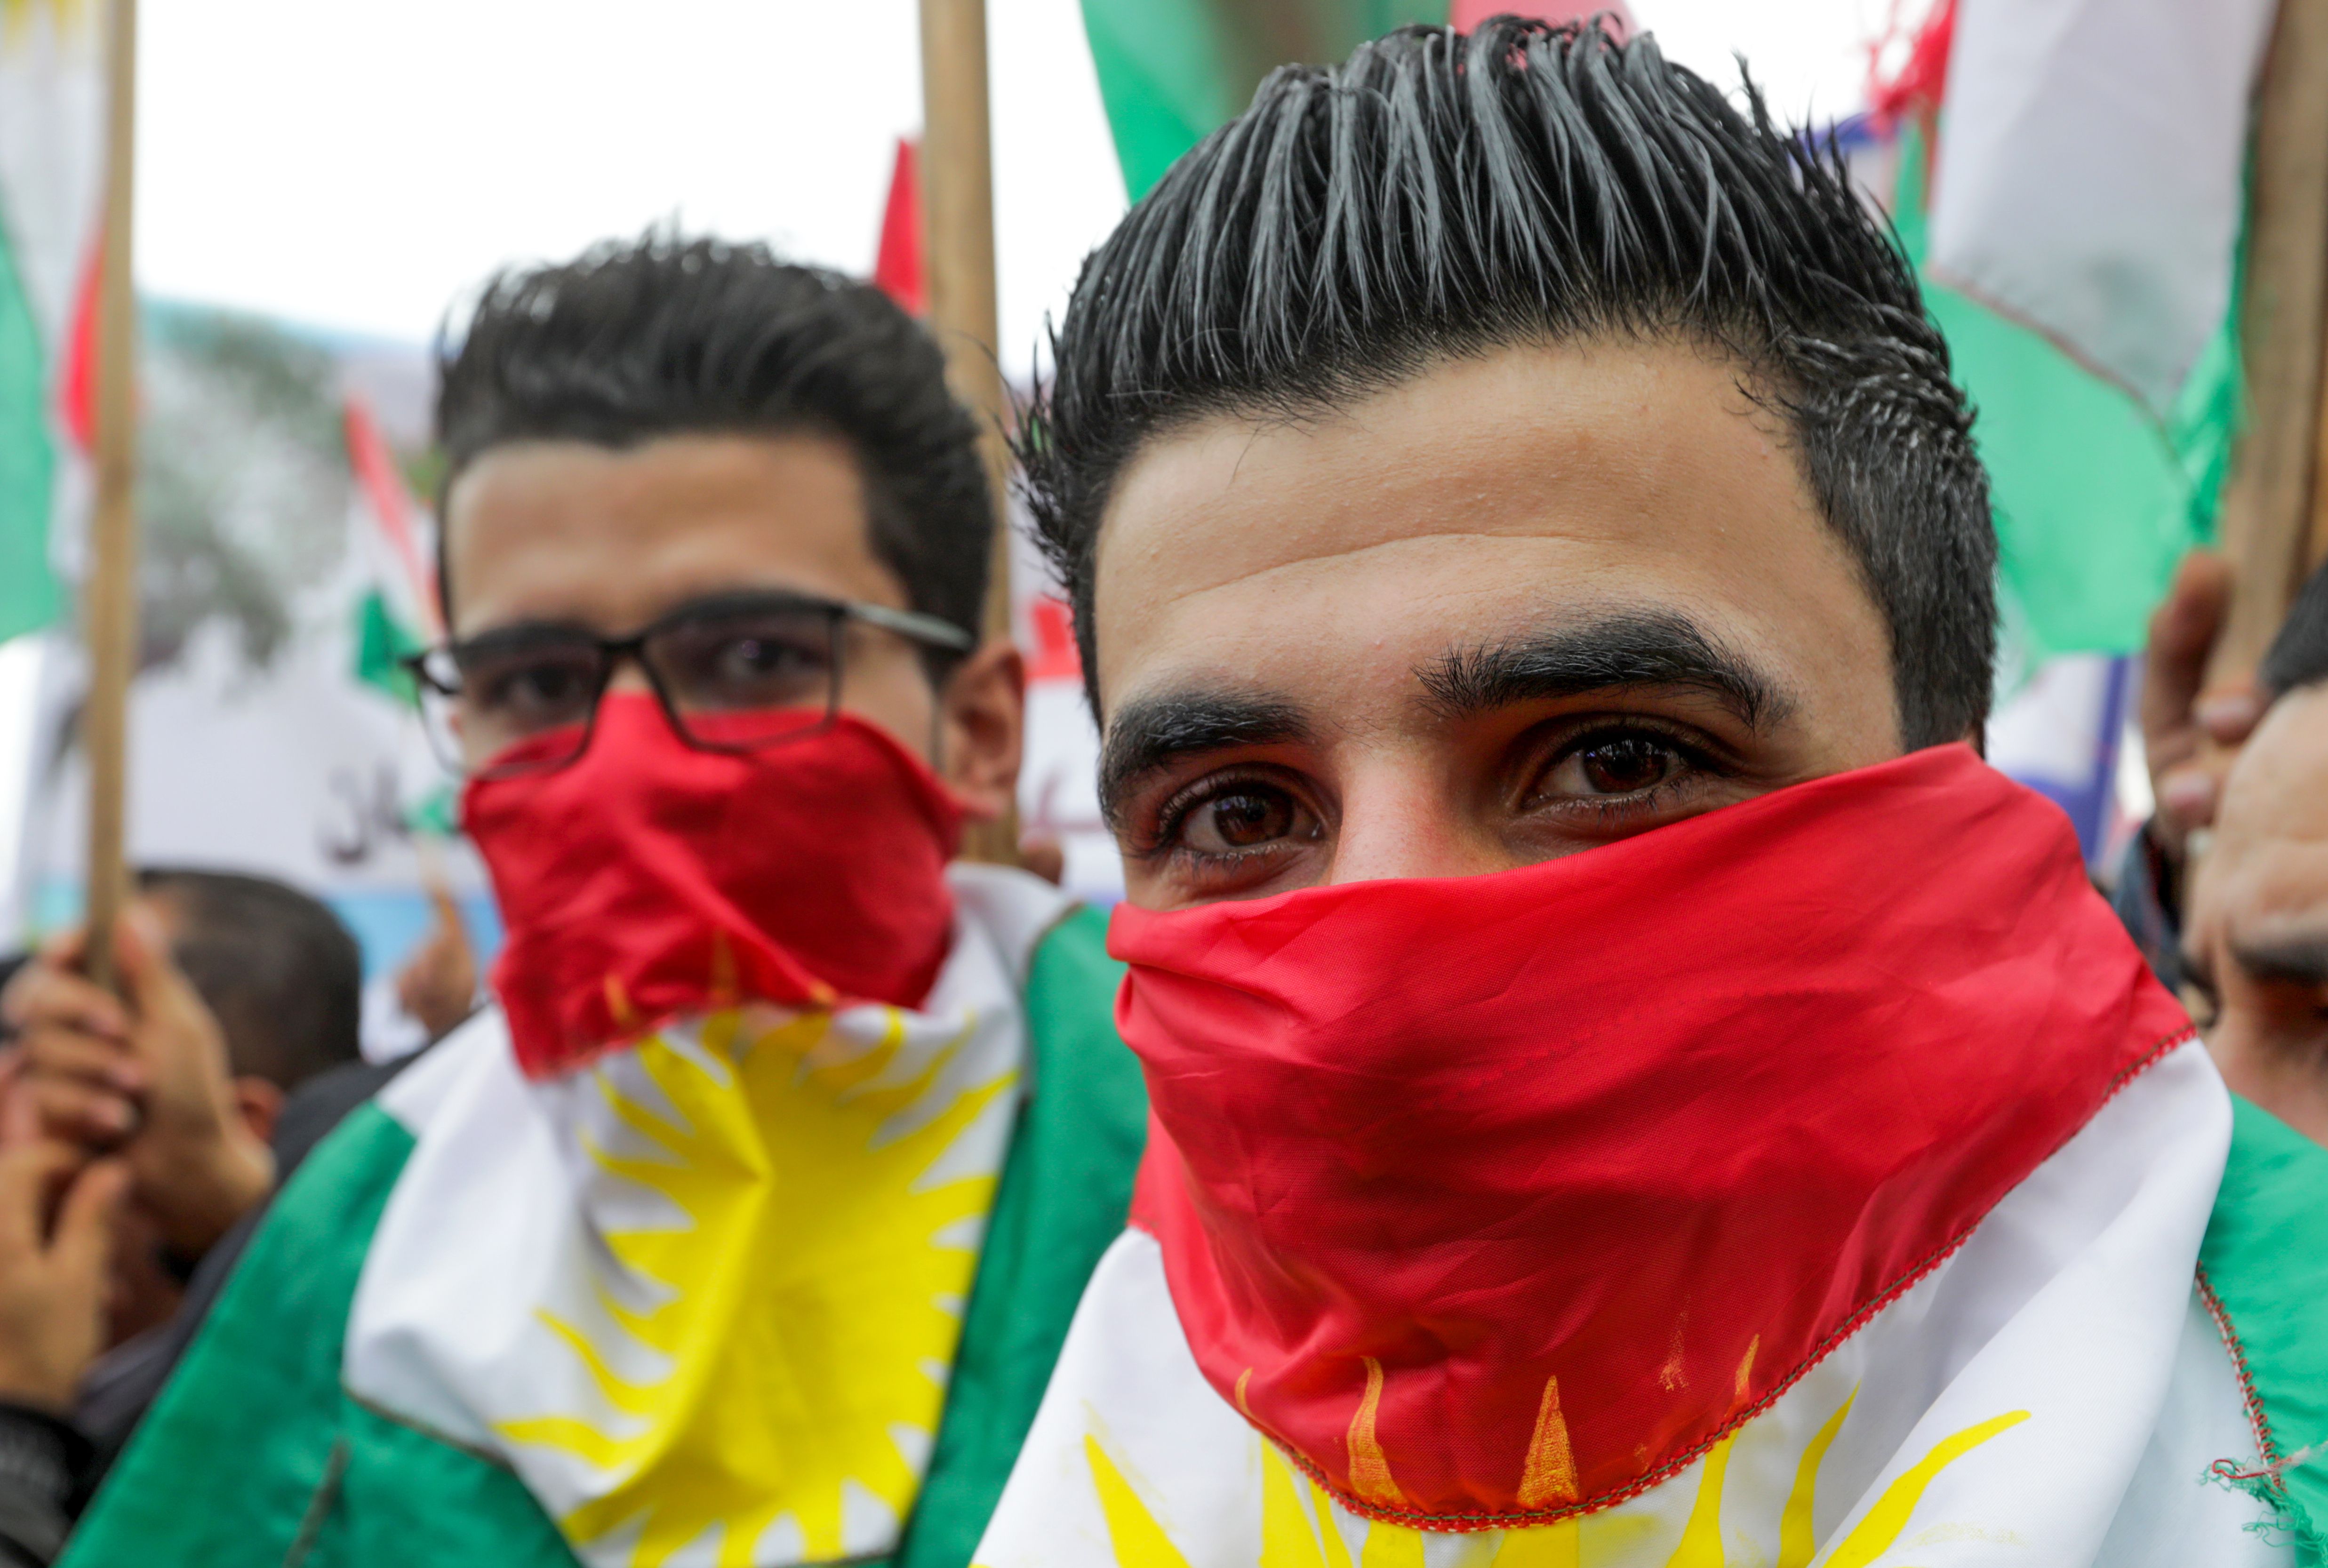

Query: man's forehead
left=1094, top=344, right=1792, bottom=606
left=1089, top=342, right=1859, bottom=718
left=2219, top=688, right=2328, bottom=843
left=445, top=432, right=896, bottom=634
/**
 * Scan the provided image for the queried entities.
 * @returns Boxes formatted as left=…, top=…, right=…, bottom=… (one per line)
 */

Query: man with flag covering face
left=972, top=19, right=2311, bottom=1568
left=60, top=238, right=1148, bottom=1568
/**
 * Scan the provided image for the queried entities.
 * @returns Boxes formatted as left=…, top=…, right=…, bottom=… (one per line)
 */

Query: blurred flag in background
left=0, top=0, right=102, bottom=644
left=1080, top=0, right=1634, bottom=202
left=1868, top=0, right=2273, bottom=867
left=1880, top=0, right=2271, bottom=676
left=344, top=393, right=440, bottom=705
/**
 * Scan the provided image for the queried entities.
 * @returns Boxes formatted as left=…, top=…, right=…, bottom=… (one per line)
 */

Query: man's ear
left=936, top=639, right=1026, bottom=822
left=230, top=1075, right=285, bottom=1151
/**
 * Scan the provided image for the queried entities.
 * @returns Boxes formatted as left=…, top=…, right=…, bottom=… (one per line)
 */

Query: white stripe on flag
left=1929, top=0, right=2274, bottom=416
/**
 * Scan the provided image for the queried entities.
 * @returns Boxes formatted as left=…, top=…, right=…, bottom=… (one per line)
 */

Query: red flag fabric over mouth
left=466, top=694, right=965, bottom=1079
left=1111, top=744, right=2193, bottom=1528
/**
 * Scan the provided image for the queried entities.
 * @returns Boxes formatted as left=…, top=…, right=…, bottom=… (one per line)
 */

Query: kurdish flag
left=1890, top=0, right=2271, bottom=668
left=343, top=391, right=459, bottom=840
left=0, top=0, right=103, bottom=644
left=343, top=392, right=441, bottom=705
left=0, top=202, right=50, bottom=641
left=1926, top=0, right=2276, bottom=423
left=973, top=752, right=2279, bottom=1566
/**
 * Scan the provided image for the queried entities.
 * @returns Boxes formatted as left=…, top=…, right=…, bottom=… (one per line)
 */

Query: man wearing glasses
left=62, top=238, right=1147, bottom=1568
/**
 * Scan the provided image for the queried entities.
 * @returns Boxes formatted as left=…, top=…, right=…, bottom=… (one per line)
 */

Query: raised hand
left=393, top=887, right=479, bottom=1044
left=2139, top=551, right=2267, bottom=878
left=0, top=1142, right=129, bottom=1413
left=0, top=910, right=273, bottom=1258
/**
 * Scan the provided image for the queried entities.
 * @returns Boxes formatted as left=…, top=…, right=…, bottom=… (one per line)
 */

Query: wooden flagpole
left=917, top=0, right=1021, bottom=866
left=2209, top=0, right=2328, bottom=686
left=81, top=0, right=140, bottom=989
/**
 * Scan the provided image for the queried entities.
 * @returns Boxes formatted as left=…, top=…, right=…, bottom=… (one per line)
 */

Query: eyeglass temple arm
left=850, top=602, right=976, bottom=651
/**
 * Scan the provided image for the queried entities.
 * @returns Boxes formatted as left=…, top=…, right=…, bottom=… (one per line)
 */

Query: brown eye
left=1184, top=788, right=1304, bottom=854
left=1575, top=735, right=1678, bottom=794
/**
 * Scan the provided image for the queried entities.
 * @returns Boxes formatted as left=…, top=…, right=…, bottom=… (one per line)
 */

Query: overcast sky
left=136, top=0, right=1907, bottom=377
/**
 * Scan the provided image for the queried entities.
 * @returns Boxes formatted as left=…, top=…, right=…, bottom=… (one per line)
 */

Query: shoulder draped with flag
left=61, top=866, right=1148, bottom=1568
left=971, top=750, right=2297, bottom=1567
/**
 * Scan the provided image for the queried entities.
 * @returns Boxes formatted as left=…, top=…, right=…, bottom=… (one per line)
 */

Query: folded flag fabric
left=1928, top=0, right=2275, bottom=419
left=0, top=0, right=101, bottom=644
left=973, top=1055, right=2262, bottom=1568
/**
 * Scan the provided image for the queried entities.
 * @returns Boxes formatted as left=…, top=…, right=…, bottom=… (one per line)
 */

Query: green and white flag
left=0, top=0, right=103, bottom=642
left=1889, top=0, right=2271, bottom=670
left=1928, top=0, right=2275, bottom=422
left=343, top=392, right=440, bottom=706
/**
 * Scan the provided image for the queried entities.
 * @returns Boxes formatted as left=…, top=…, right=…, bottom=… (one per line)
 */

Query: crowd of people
left=0, top=16, right=2318, bottom=1568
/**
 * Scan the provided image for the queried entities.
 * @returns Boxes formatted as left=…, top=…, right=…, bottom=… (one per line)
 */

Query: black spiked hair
left=435, top=234, right=992, bottom=661
left=136, top=867, right=362, bottom=1091
left=1018, top=18, right=1996, bottom=746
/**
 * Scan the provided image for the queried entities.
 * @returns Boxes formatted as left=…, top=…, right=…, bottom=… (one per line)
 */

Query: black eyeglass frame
left=401, top=589, right=976, bottom=782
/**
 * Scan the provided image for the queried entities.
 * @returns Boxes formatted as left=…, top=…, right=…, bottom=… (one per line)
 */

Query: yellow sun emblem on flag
left=1074, top=1389, right=2026, bottom=1568
left=496, top=1005, right=1014, bottom=1568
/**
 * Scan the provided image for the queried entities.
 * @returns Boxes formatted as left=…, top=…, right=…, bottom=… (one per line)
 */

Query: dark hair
left=136, top=868, right=362, bottom=1092
left=435, top=234, right=992, bottom=664
left=1019, top=19, right=1995, bottom=746
left=2261, top=558, right=2328, bottom=698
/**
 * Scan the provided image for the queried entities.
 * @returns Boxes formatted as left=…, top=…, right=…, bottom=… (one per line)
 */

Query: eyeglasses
left=404, top=589, right=974, bottom=781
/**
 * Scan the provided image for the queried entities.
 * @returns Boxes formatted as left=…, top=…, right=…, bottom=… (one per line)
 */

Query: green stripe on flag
left=0, top=206, right=59, bottom=645
left=1081, top=0, right=1448, bottom=200
left=1895, top=124, right=2235, bottom=670
left=354, top=587, right=425, bottom=706
left=2200, top=1097, right=2328, bottom=1563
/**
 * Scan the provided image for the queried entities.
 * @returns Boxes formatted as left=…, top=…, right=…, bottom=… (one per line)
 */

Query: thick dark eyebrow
left=1416, top=611, right=1791, bottom=729
left=1097, top=692, right=1311, bottom=828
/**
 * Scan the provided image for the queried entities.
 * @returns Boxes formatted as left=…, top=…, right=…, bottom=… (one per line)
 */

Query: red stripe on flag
left=874, top=138, right=926, bottom=317
left=1867, top=0, right=1956, bottom=127
left=56, top=236, right=102, bottom=453
left=1026, top=596, right=1083, bottom=683
left=344, top=396, right=443, bottom=640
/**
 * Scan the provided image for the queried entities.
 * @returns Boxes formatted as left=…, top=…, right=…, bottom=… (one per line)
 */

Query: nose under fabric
left=464, top=693, right=966, bottom=1078
left=1111, top=744, right=2192, bottom=1526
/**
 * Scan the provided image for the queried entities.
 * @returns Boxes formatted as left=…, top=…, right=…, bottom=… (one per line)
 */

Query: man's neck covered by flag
left=973, top=753, right=2247, bottom=1567
left=340, top=865, right=1048, bottom=1568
